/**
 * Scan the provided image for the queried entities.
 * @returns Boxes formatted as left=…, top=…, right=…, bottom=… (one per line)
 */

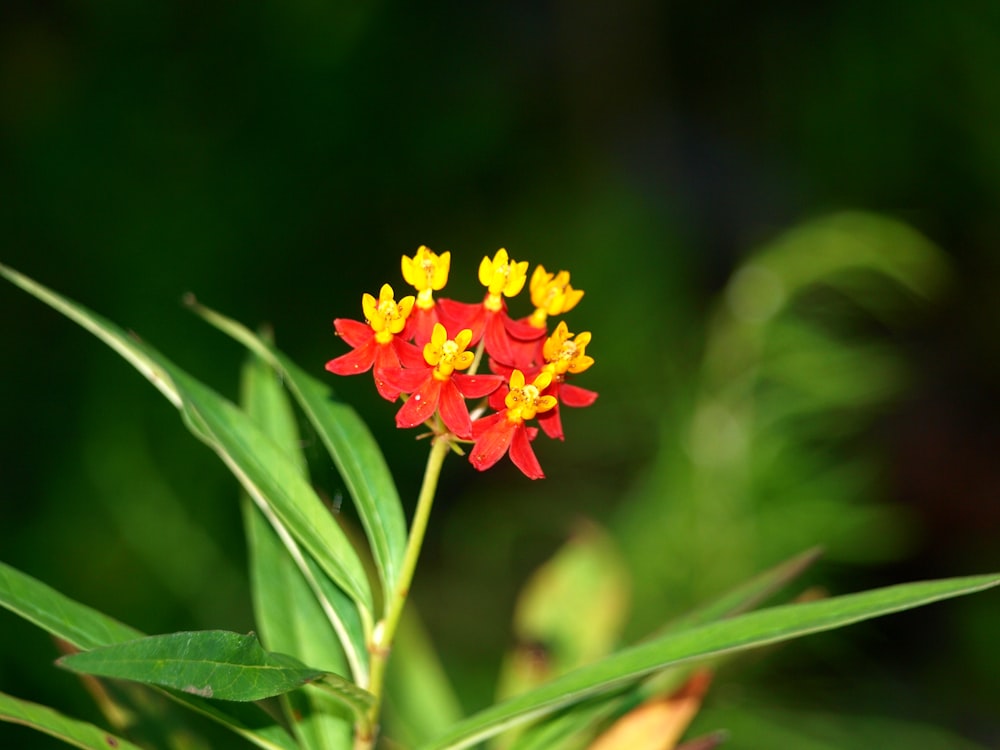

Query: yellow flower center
left=542, top=321, right=594, bottom=376
left=362, top=284, right=416, bottom=344
left=402, top=246, right=451, bottom=310
left=423, top=324, right=474, bottom=380
left=528, top=265, right=584, bottom=327
left=505, top=369, right=558, bottom=422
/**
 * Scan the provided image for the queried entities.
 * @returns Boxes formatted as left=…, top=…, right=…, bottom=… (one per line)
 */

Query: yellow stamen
left=479, top=248, right=529, bottom=311
left=528, top=265, right=584, bottom=327
left=504, top=369, right=558, bottom=422
left=542, top=321, right=594, bottom=376
left=402, top=246, right=451, bottom=310
left=362, top=284, right=416, bottom=344
left=423, top=324, right=474, bottom=380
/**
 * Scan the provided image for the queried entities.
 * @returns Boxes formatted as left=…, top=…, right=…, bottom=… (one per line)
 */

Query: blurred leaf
left=383, top=609, right=464, bottom=747
left=420, top=572, right=1000, bottom=750
left=494, top=521, right=630, bottom=750
left=688, top=700, right=992, bottom=750
left=497, top=520, right=631, bottom=703
left=188, top=296, right=407, bottom=611
left=241, top=350, right=356, bottom=748
left=507, top=696, right=619, bottom=750
left=58, top=631, right=360, bottom=707
left=616, top=213, right=950, bottom=628
left=0, top=562, right=298, bottom=750
left=735, top=211, right=949, bottom=315
left=0, top=690, right=144, bottom=750
left=0, top=262, right=374, bottom=628
left=661, top=547, right=823, bottom=635
left=509, top=548, right=822, bottom=750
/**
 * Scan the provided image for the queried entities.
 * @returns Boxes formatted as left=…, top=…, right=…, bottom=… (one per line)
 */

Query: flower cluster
left=326, top=246, right=596, bottom=479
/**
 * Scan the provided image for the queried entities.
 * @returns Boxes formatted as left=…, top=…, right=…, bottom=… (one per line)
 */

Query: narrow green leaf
left=506, top=546, right=824, bottom=749
left=0, top=263, right=183, bottom=406
left=172, top=368, right=374, bottom=619
left=660, top=546, right=824, bottom=634
left=240, top=351, right=368, bottom=680
left=507, top=697, right=619, bottom=750
left=188, top=298, right=407, bottom=606
left=241, top=351, right=357, bottom=749
left=421, top=573, right=1000, bottom=750
left=0, top=690, right=144, bottom=750
left=0, top=562, right=299, bottom=750
left=241, top=339, right=310, bottom=477
left=0, top=263, right=374, bottom=624
left=0, top=561, right=141, bottom=650
left=59, top=631, right=334, bottom=703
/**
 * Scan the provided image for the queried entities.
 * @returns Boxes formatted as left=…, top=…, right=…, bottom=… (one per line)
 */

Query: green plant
left=1, top=242, right=996, bottom=750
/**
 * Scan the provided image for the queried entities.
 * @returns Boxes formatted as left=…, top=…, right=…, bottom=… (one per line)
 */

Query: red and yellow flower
left=386, top=324, right=503, bottom=438
left=470, top=369, right=558, bottom=479
left=400, top=245, right=451, bottom=346
left=326, top=247, right=597, bottom=480
left=325, top=283, right=424, bottom=400
left=437, top=248, right=545, bottom=366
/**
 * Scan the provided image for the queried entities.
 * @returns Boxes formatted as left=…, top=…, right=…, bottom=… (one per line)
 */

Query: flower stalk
left=360, top=430, right=453, bottom=748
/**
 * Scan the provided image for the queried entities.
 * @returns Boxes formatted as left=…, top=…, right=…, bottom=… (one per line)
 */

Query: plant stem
left=361, top=432, right=452, bottom=747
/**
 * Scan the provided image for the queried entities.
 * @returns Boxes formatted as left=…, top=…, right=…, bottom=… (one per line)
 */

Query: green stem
left=361, top=432, right=453, bottom=746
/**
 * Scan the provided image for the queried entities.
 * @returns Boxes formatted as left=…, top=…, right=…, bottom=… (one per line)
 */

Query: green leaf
left=188, top=297, right=407, bottom=608
left=0, top=561, right=299, bottom=750
left=59, top=631, right=341, bottom=704
left=420, top=572, right=1000, bottom=750
left=241, top=351, right=356, bottom=749
left=0, top=690, right=144, bottom=750
left=660, top=546, right=823, bottom=635
left=0, top=263, right=374, bottom=625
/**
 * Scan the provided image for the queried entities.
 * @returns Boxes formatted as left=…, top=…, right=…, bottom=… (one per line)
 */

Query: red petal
left=471, top=410, right=506, bottom=437
left=487, top=384, right=508, bottom=411
left=560, top=383, right=599, bottom=407
left=373, top=344, right=403, bottom=400
left=334, top=318, right=373, bottom=348
left=396, top=378, right=442, bottom=428
left=509, top=422, right=545, bottom=479
left=383, top=364, right=434, bottom=395
left=437, top=298, right=486, bottom=343
left=438, top=381, right=473, bottom=438
left=483, top=313, right=516, bottom=364
left=393, top=338, right=428, bottom=369
left=504, top=314, right=547, bottom=341
left=453, top=373, right=504, bottom=399
left=469, top=415, right=516, bottom=471
left=504, top=338, right=544, bottom=373
left=326, top=339, right=377, bottom=375
left=409, top=306, right=440, bottom=346
left=538, top=406, right=565, bottom=440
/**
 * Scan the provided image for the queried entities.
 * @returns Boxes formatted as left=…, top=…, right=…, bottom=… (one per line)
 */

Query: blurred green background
left=2, top=1, right=1000, bottom=748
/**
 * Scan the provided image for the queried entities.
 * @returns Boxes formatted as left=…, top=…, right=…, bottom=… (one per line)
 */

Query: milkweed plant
left=1, top=247, right=998, bottom=750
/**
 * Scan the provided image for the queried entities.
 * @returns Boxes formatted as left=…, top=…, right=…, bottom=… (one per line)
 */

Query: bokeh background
left=2, top=1, right=1000, bottom=748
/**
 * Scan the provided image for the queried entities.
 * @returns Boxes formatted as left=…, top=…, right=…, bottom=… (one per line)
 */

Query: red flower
left=385, top=325, right=503, bottom=438
left=486, top=321, right=597, bottom=440
left=469, top=369, right=558, bottom=479
left=325, top=284, right=424, bottom=401
left=536, top=322, right=597, bottom=439
left=436, top=248, right=546, bottom=367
